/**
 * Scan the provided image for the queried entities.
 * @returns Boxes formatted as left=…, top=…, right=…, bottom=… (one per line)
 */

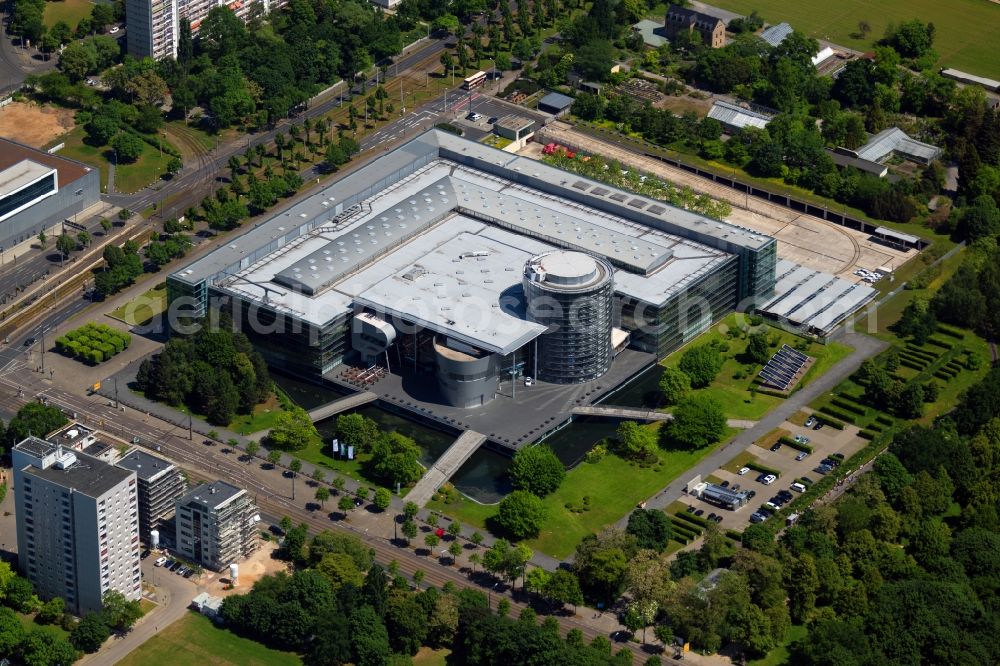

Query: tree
left=350, top=605, right=391, bottom=666
left=245, top=440, right=260, bottom=461
left=267, top=407, right=317, bottom=451
left=17, top=629, right=79, bottom=666
left=745, top=333, right=770, bottom=365
left=166, top=156, right=182, bottom=176
left=626, top=509, right=673, bottom=551
left=0, top=607, right=26, bottom=658
left=678, top=344, right=724, bottom=388
left=885, top=19, right=935, bottom=58
left=101, top=590, right=142, bottom=632
left=495, top=490, right=547, bottom=539
left=56, top=233, right=76, bottom=258
left=111, top=132, right=144, bottom=164
left=100, top=217, right=113, bottom=233
left=373, top=487, right=392, bottom=511
left=424, top=533, right=440, bottom=551
left=370, top=432, right=422, bottom=487
left=35, top=597, right=64, bottom=625
left=615, top=420, right=659, bottom=461
left=403, top=501, right=419, bottom=521
left=77, top=230, right=92, bottom=248
left=6, top=403, right=68, bottom=445
left=268, top=449, right=283, bottom=466
left=665, top=395, right=727, bottom=449
left=70, top=613, right=110, bottom=653
left=401, top=519, right=418, bottom=545
left=447, top=520, right=462, bottom=539
left=509, top=445, right=565, bottom=497
left=315, top=486, right=330, bottom=507
left=58, top=41, right=96, bottom=81
left=336, top=413, right=380, bottom=452
left=658, top=366, right=691, bottom=405
left=37, top=230, right=47, bottom=248
left=338, top=495, right=355, bottom=515
left=575, top=39, right=614, bottom=81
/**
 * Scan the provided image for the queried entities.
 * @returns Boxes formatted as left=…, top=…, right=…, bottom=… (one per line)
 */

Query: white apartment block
left=126, top=0, right=287, bottom=60
left=13, top=437, right=141, bottom=616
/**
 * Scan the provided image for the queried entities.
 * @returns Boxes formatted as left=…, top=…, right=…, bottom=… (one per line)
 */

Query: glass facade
left=620, top=255, right=739, bottom=359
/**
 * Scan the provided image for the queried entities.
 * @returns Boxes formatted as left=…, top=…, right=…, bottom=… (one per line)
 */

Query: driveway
left=79, top=556, right=200, bottom=664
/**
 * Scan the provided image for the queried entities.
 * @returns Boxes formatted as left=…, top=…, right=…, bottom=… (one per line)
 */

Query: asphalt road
left=0, top=10, right=56, bottom=94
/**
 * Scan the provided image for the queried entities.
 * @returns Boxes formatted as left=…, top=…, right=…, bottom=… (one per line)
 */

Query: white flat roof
left=0, top=159, right=55, bottom=198
left=215, top=162, right=732, bottom=352
left=762, top=259, right=876, bottom=334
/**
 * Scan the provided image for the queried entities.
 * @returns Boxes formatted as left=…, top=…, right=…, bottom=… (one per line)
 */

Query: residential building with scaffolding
left=115, top=449, right=187, bottom=545
left=174, top=481, right=259, bottom=571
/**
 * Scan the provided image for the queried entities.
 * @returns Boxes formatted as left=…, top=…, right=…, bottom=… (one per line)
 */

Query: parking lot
left=678, top=410, right=868, bottom=532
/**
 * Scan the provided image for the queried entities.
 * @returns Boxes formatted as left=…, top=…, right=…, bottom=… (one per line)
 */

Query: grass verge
left=116, top=612, right=301, bottom=666
left=107, top=283, right=168, bottom=326
left=43, top=0, right=92, bottom=29
left=430, top=425, right=738, bottom=559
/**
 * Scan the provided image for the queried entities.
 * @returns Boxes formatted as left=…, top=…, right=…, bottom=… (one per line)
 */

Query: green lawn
left=115, top=140, right=175, bottom=194
left=658, top=313, right=852, bottom=421
left=706, top=0, right=1000, bottom=77
left=118, top=612, right=301, bottom=666
left=43, top=0, right=93, bottom=29
left=749, top=623, right=807, bottom=666
left=16, top=613, right=70, bottom=641
left=430, top=425, right=737, bottom=559
left=52, top=127, right=109, bottom=192
left=108, top=283, right=168, bottom=326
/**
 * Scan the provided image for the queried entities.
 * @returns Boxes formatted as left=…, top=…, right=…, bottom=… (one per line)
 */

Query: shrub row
left=832, top=397, right=867, bottom=416
left=875, top=414, right=894, bottom=426
left=815, top=413, right=846, bottom=430
left=926, top=338, right=953, bottom=350
left=899, top=359, right=926, bottom=371
left=746, top=461, right=781, bottom=477
left=674, top=511, right=709, bottom=528
left=779, top=436, right=813, bottom=453
left=819, top=405, right=858, bottom=425
left=725, top=529, right=742, bottom=542
left=670, top=521, right=701, bottom=540
left=904, top=344, right=937, bottom=359
left=858, top=430, right=877, bottom=440
left=899, top=351, right=931, bottom=364
left=936, top=325, right=965, bottom=339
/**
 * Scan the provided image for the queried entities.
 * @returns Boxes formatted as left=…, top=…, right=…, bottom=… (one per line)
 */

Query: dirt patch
left=0, top=102, right=75, bottom=147
left=201, top=541, right=289, bottom=597
left=656, top=94, right=712, bottom=116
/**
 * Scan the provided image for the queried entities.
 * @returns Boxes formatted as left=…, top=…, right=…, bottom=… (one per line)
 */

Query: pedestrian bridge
left=407, top=430, right=487, bottom=507
left=571, top=405, right=756, bottom=430
left=307, top=391, right=378, bottom=422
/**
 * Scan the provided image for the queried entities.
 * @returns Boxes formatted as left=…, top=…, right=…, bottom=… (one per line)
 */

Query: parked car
left=694, top=509, right=704, bottom=517
left=804, top=416, right=816, bottom=428
left=795, top=451, right=809, bottom=461
left=749, top=512, right=766, bottom=523
left=790, top=482, right=807, bottom=493
left=109, top=26, right=120, bottom=33
left=762, top=474, right=777, bottom=485
left=770, top=442, right=782, bottom=452
left=140, top=549, right=150, bottom=560
left=466, top=112, right=482, bottom=121
left=756, top=473, right=768, bottom=483
left=176, top=566, right=188, bottom=576
left=686, top=505, right=696, bottom=513
left=746, top=490, right=756, bottom=499
left=523, top=376, right=534, bottom=386
left=738, top=467, right=751, bottom=476
left=711, top=515, right=723, bottom=523
left=154, top=556, right=168, bottom=567
left=720, top=480, right=730, bottom=488
left=708, top=513, right=717, bottom=521
left=812, top=422, right=823, bottom=430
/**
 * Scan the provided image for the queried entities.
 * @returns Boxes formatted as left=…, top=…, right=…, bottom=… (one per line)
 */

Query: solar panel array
left=758, top=344, right=810, bottom=391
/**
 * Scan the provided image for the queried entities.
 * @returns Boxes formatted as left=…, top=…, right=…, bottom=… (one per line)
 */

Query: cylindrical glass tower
left=523, top=250, right=614, bottom=384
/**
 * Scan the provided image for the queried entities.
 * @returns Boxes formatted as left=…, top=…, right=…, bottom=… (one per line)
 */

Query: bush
left=858, top=430, right=877, bottom=440
left=815, top=414, right=846, bottom=430
left=674, top=511, right=709, bottom=528
left=831, top=398, right=867, bottom=416
left=56, top=322, right=131, bottom=365
left=747, top=461, right=781, bottom=477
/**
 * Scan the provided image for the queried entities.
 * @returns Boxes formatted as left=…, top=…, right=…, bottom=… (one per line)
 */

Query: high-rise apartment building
left=175, top=481, right=259, bottom=571
left=126, top=0, right=286, bottom=60
left=12, top=438, right=141, bottom=615
left=115, top=449, right=187, bottom=545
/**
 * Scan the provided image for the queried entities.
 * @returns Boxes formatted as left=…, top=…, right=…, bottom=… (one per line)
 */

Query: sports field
left=708, top=0, right=1000, bottom=78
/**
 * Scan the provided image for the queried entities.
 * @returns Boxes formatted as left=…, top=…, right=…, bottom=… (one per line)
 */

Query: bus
left=462, top=71, right=487, bottom=91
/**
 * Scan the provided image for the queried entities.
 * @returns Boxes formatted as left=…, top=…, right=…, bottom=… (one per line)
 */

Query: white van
left=790, top=482, right=807, bottom=493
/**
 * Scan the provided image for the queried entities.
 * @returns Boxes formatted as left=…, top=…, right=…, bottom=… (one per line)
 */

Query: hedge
left=55, top=323, right=131, bottom=365
left=819, top=405, right=857, bottom=424
left=904, top=345, right=937, bottom=359
left=936, top=325, right=965, bottom=339
left=674, top=512, right=709, bottom=528
left=725, top=529, right=742, bottom=542
left=747, top=461, right=781, bottom=477
left=779, top=436, right=813, bottom=453
left=875, top=415, right=894, bottom=426
left=815, top=413, right=846, bottom=430
left=831, top=397, right=867, bottom=416
left=926, top=338, right=953, bottom=350
left=858, top=430, right=877, bottom=440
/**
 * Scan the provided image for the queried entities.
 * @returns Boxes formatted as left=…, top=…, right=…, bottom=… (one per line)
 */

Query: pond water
left=274, top=364, right=665, bottom=503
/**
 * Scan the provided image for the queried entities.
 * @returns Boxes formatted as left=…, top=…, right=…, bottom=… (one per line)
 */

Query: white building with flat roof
left=12, top=437, right=141, bottom=615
